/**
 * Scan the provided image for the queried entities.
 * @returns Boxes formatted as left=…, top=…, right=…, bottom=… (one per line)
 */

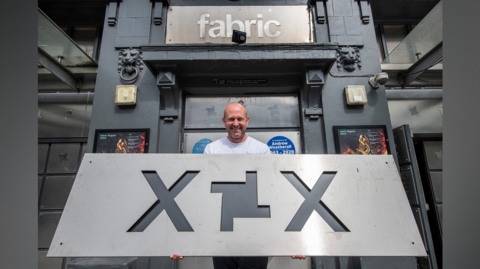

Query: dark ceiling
left=38, top=0, right=441, bottom=27
left=369, top=0, right=440, bottom=23
left=38, top=0, right=109, bottom=27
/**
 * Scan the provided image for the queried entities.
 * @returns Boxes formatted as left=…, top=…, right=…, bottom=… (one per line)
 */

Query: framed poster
left=93, top=129, right=149, bottom=153
left=333, top=125, right=390, bottom=155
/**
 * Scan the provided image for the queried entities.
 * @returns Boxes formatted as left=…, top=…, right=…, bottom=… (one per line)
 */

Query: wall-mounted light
left=232, top=30, right=246, bottom=44
left=115, top=85, right=137, bottom=105
left=345, top=85, right=368, bottom=105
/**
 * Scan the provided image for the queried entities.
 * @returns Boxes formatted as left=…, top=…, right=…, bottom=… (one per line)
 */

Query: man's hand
left=169, top=254, right=184, bottom=260
left=291, top=254, right=306, bottom=259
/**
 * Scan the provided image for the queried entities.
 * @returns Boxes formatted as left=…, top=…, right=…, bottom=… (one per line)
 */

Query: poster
left=335, top=126, right=388, bottom=155
left=95, top=130, right=148, bottom=153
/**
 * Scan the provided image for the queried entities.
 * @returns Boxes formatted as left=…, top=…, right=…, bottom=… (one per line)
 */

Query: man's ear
left=246, top=116, right=250, bottom=124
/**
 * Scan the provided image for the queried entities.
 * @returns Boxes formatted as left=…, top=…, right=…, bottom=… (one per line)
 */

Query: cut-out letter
left=128, top=171, right=199, bottom=232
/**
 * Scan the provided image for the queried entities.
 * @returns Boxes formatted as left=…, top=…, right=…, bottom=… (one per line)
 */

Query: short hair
left=223, top=102, right=247, bottom=118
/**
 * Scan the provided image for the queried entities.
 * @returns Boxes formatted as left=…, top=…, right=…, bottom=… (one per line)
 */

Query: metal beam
left=401, top=42, right=442, bottom=87
left=38, top=47, right=82, bottom=92
left=386, top=89, right=443, bottom=100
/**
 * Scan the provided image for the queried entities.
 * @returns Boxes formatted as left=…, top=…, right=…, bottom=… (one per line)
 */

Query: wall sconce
left=115, top=85, right=137, bottom=105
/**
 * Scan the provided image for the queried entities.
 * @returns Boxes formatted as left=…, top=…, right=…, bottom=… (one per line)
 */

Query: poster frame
left=93, top=128, right=150, bottom=154
left=333, top=125, right=390, bottom=155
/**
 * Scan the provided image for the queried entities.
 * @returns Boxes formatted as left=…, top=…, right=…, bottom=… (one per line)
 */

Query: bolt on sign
left=48, top=154, right=426, bottom=257
left=165, top=6, right=313, bottom=44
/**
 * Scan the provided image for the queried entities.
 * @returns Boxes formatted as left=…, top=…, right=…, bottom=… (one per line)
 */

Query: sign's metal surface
left=48, top=154, right=426, bottom=257
left=166, top=6, right=313, bottom=44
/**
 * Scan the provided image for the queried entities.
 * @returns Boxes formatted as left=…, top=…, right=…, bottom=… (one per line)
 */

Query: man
left=170, top=102, right=305, bottom=268
left=204, top=102, right=271, bottom=154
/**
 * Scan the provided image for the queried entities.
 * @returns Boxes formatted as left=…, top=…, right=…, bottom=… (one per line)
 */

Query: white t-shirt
left=204, top=136, right=271, bottom=155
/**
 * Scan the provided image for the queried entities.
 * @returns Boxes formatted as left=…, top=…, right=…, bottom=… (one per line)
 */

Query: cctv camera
left=369, top=72, right=389, bottom=89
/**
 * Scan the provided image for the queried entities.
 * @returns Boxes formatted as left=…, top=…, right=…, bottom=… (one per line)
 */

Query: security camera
left=232, top=30, right=247, bottom=44
left=369, top=72, right=389, bottom=89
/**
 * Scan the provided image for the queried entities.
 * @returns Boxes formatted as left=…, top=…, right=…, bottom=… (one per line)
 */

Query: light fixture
left=232, top=30, right=246, bottom=44
left=115, top=85, right=137, bottom=105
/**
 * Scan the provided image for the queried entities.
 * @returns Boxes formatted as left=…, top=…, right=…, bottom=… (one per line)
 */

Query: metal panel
left=386, top=89, right=442, bottom=100
left=178, top=257, right=213, bottom=269
left=38, top=250, right=63, bottom=269
left=400, top=165, right=419, bottom=206
left=423, top=141, right=442, bottom=170
left=387, top=100, right=443, bottom=134
left=39, top=212, right=62, bottom=249
left=412, top=208, right=428, bottom=251
left=429, top=172, right=442, bottom=203
left=166, top=6, right=312, bottom=44
left=393, top=126, right=411, bottom=165
left=39, top=176, right=43, bottom=197
left=267, top=257, right=310, bottom=269
left=40, top=176, right=76, bottom=210
left=184, top=96, right=300, bottom=129
left=176, top=257, right=310, bottom=269
left=417, top=257, right=432, bottom=269
left=49, top=154, right=426, bottom=257
left=67, top=257, right=137, bottom=269
left=46, top=143, right=81, bottom=174
left=38, top=104, right=92, bottom=138
left=39, top=144, right=49, bottom=174
left=436, top=204, right=442, bottom=229
left=360, top=257, right=417, bottom=269
left=80, top=143, right=87, bottom=165
left=184, top=132, right=302, bottom=154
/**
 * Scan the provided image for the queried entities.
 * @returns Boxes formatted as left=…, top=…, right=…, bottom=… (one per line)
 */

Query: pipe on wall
left=38, top=92, right=94, bottom=104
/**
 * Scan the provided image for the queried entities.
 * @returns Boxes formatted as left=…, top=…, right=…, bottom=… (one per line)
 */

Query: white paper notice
left=354, top=95, right=363, bottom=101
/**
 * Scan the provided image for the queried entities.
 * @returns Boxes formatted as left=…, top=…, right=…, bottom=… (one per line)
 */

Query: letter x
left=281, top=171, right=349, bottom=232
left=127, top=171, right=199, bottom=232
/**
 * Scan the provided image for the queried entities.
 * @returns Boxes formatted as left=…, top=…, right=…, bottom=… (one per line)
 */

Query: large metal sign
left=166, top=6, right=313, bottom=44
left=48, top=154, right=426, bottom=257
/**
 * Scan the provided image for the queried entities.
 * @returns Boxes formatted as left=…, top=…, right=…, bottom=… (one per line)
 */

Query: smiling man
left=204, top=102, right=270, bottom=268
left=170, top=102, right=305, bottom=268
left=204, top=102, right=271, bottom=154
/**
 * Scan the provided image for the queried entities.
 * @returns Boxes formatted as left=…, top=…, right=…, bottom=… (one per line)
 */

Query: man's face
left=222, top=104, right=249, bottom=142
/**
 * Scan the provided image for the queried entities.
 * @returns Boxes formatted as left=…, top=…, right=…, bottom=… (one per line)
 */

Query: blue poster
left=267, top=136, right=295, bottom=154
left=193, top=139, right=213, bottom=154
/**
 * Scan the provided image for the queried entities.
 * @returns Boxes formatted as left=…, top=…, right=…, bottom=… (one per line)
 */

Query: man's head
left=222, top=103, right=249, bottom=143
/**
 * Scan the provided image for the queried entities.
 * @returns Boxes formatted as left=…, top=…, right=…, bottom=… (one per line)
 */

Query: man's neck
left=227, top=135, right=248, bottom=143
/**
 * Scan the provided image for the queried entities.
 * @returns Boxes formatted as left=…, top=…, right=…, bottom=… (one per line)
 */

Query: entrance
left=182, top=95, right=303, bottom=155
